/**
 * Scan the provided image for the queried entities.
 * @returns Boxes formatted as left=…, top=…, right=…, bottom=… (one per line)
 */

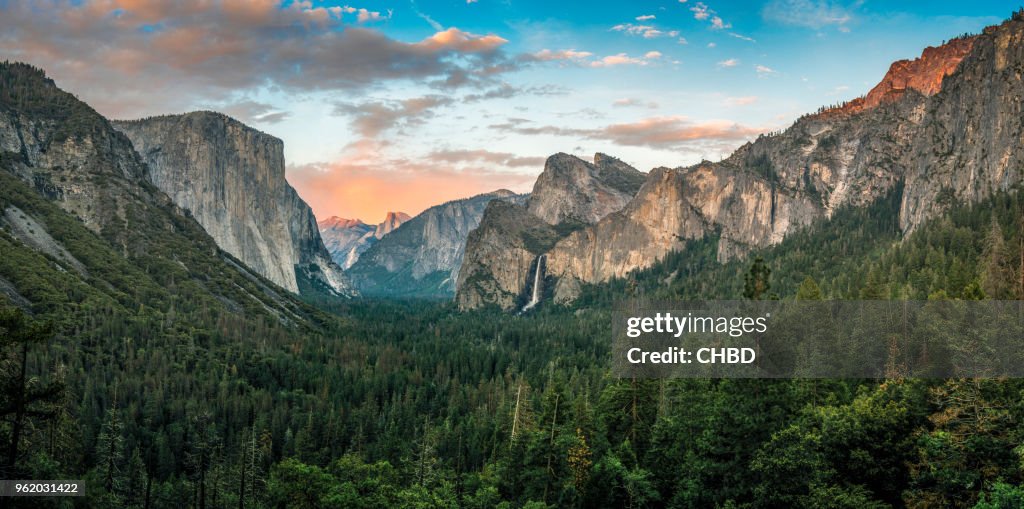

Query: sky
left=0, top=1, right=1015, bottom=222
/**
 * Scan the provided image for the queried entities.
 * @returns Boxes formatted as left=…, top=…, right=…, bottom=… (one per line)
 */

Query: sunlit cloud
left=488, top=116, right=765, bottom=150
left=531, top=49, right=594, bottom=61
left=591, top=52, right=662, bottom=67
left=0, top=1, right=513, bottom=118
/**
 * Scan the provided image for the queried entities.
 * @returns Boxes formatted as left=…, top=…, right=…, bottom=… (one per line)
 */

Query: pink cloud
left=0, top=1, right=512, bottom=118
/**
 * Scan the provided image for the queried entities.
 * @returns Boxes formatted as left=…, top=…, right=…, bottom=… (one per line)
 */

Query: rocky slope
left=112, top=112, right=352, bottom=296
left=0, top=62, right=320, bottom=323
left=319, top=212, right=410, bottom=269
left=347, top=190, right=526, bottom=297
left=458, top=16, right=1024, bottom=308
left=456, top=153, right=645, bottom=309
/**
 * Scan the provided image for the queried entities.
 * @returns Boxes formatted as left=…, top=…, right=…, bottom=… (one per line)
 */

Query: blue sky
left=0, top=0, right=1015, bottom=220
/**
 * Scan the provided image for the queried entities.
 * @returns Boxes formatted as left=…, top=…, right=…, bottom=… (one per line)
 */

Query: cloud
left=707, top=42, right=717, bottom=48
left=461, top=83, right=568, bottom=102
left=590, top=52, right=662, bottom=68
left=613, top=98, right=660, bottom=109
left=691, top=2, right=711, bottom=20
left=426, top=149, right=545, bottom=168
left=762, top=0, right=856, bottom=30
left=355, top=8, right=387, bottom=23
left=755, top=65, right=778, bottom=76
left=531, top=49, right=594, bottom=61
left=717, top=58, right=740, bottom=68
left=333, top=95, right=454, bottom=138
left=728, top=32, right=756, bottom=42
left=287, top=157, right=535, bottom=221
left=723, top=96, right=758, bottom=106
left=690, top=2, right=731, bottom=30
left=611, top=23, right=680, bottom=39
left=0, top=1, right=513, bottom=118
left=489, top=116, right=764, bottom=150
left=636, top=14, right=656, bottom=21
left=218, top=100, right=292, bottom=124
left=417, top=27, right=508, bottom=52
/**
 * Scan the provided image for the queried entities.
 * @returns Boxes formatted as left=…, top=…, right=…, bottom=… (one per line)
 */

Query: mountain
left=458, top=16, right=1024, bottom=309
left=375, top=211, right=411, bottom=237
left=347, top=190, right=526, bottom=297
left=456, top=153, right=646, bottom=310
left=455, top=200, right=559, bottom=310
left=319, top=217, right=373, bottom=268
left=319, top=211, right=410, bottom=269
left=0, top=62, right=326, bottom=325
left=526, top=152, right=646, bottom=226
left=112, top=112, right=352, bottom=297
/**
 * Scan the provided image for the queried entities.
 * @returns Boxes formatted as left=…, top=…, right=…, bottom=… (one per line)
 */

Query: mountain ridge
left=457, top=16, right=1024, bottom=308
left=348, top=189, right=526, bottom=297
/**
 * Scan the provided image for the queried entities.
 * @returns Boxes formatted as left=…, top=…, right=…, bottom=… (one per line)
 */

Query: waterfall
left=521, top=254, right=545, bottom=312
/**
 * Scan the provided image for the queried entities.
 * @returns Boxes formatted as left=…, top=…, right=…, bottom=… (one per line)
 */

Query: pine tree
left=96, top=406, right=126, bottom=497
left=796, top=276, right=824, bottom=300
left=567, top=428, right=592, bottom=495
left=980, top=216, right=1012, bottom=299
left=744, top=257, right=773, bottom=300
left=0, top=307, right=62, bottom=477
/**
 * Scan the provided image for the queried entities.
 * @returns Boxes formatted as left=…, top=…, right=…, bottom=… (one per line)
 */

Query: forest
left=2, top=131, right=1024, bottom=509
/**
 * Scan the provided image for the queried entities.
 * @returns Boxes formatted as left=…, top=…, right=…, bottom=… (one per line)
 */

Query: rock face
left=0, top=62, right=324, bottom=325
left=457, top=16, right=1024, bottom=308
left=0, top=68, right=154, bottom=242
left=347, top=190, right=526, bottom=297
left=860, top=36, right=976, bottom=111
left=456, top=153, right=645, bottom=309
left=319, top=212, right=410, bottom=269
left=899, top=23, right=1024, bottom=231
left=375, top=211, right=410, bottom=238
left=455, top=200, right=559, bottom=310
left=527, top=152, right=646, bottom=226
left=112, top=112, right=352, bottom=296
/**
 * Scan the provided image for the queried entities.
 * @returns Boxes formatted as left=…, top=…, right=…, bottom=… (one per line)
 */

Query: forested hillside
left=2, top=20, right=1024, bottom=507
left=3, top=142, right=1024, bottom=508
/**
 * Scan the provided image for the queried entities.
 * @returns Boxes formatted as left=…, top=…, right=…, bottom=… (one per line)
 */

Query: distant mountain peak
left=318, top=216, right=367, bottom=230
left=376, top=211, right=411, bottom=238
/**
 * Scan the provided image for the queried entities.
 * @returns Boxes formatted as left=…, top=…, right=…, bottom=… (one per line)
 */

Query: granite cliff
left=112, top=112, right=352, bottom=296
left=0, top=62, right=321, bottom=322
left=456, top=153, right=645, bottom=309
left=347, top=190, right=526, bottom=297
left=458, top=17, right=1024, bottom=308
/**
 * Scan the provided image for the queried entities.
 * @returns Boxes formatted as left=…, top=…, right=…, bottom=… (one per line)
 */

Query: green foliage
left=4, top=61, right=1024, bottom=505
